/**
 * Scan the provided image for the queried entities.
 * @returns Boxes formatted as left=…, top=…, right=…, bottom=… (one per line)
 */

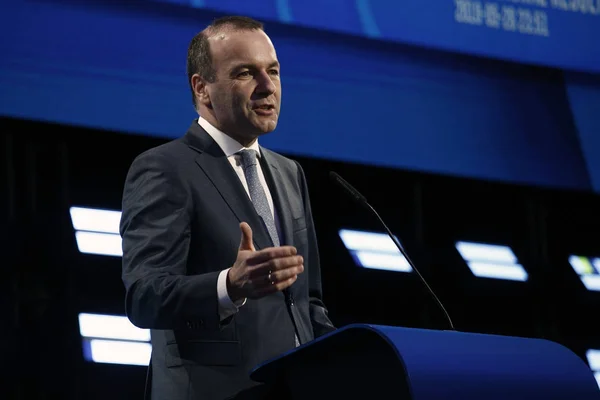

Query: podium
left=250, top=324, right=600, bottom=400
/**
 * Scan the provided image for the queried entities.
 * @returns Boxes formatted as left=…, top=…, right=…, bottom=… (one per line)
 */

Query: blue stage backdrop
left=1, top=0, right=599, bottom=192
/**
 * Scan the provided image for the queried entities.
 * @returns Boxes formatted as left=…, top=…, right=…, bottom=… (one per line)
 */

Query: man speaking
left=120, top=15, right=336, bottom=400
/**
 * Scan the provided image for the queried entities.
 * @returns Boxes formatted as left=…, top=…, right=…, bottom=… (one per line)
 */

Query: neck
left=199, top=113, right=258, bottom=148
left=231, top=135, right=257, bottom=148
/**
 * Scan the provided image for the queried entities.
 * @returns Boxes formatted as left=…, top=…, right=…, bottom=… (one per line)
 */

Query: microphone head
left=329, top=171, right=343, bottom=187
left=329, top=171, right=368, bottom=205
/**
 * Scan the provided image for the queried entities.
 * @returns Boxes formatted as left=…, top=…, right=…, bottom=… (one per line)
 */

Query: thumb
left=239, top=222, right=255, bottom=251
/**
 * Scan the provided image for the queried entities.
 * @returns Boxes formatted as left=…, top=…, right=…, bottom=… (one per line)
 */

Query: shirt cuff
left=217, top=268, right=247, bottom=321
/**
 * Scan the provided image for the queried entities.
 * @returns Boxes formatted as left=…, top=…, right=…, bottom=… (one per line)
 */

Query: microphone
left=329, top=171, right=455, bottom=331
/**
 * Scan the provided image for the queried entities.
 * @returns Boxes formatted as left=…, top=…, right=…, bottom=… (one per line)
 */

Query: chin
left=254, top=123, right=278, bottom=135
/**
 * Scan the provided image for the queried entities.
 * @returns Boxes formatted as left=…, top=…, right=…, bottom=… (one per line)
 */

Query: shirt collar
left=197, top=116, right=261, bottom=158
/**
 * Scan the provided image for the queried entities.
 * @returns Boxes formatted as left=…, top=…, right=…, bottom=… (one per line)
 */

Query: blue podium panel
left=251, top=324, right=600, bottom=400
left=371, top=325, right=599, bottom=400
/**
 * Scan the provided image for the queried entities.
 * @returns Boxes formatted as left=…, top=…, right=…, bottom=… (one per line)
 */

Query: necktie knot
left=238, top=149, right=259, bottom=169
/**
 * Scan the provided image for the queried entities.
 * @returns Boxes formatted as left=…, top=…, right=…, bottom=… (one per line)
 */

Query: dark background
left=2, top=115, right=599, bottom=398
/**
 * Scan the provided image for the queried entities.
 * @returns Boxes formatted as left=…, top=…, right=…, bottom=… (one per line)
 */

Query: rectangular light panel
left=75, top=231, right=122, bottom=257
left=587, top=349, right=600, bottom=371
left=455, top=241, right=528, bottom=282
left=339, top=229, right=412, bottom=273
left=84, top=339, right=151, bottom=366
left=70, top=207, right=122, bottom=234
left=586, top=349, right=600, bottom=389
left=568, top=256, right=600, bottom=292
left=78, top=313, right=150, bottom=342
left=70, top=206, right=123, bottom=257
left=78, top=312, right=151, bottom=367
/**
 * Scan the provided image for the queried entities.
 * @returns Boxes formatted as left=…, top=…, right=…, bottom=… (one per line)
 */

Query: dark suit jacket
left=120, top=121, right=335, bottom=400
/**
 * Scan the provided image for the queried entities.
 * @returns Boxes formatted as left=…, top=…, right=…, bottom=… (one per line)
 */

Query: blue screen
left=1, top=0, right=599, bottom=193
left=152, top=0, right=600, bottom=74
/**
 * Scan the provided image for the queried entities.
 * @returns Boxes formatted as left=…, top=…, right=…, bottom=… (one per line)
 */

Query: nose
left=255, top=71, right=276, bottom=96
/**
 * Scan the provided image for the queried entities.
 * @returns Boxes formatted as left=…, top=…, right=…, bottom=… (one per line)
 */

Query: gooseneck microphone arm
left=329, top=171, right=455, bottom=331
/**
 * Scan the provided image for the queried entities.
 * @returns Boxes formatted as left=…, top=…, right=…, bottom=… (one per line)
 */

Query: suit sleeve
left=295, top=161, right=337, bottom=338
left=120, top=150, right=221, bottom=330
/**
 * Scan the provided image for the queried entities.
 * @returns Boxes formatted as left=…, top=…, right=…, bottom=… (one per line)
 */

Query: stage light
left=69, top=207, right=121, bottom=234
left=78, top=313, right=151, bottom=366
left=586, top=349, right=600, bottom=389
left=74, top=231, right=122, bottom=257
left=338, top=229, right=412, bottom=272
left=78, top=313, right=150, bottom=342
left=568, top=256, right=600, bottom=292
left=70, top=206, right=122, bottom=257
left=455, top=241, right=528, bottom=282
left=83, top=339, right=151, bottom=366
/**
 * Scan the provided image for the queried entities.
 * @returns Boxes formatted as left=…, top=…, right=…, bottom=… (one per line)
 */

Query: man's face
left=202, top=29, right=281, bottom=145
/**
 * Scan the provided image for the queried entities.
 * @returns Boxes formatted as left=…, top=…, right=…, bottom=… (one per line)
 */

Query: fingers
left=265, top=264, right=304, bottom=285
left=248, top=259, right=303, bottom=295
left=254, top=275, right=298, bottom=298
left=238, top=222, right=255, bottom=251
left=244, top=260, right=303, bottom=299
left=246, top=246, right=297, bottom=265
left=248, top=255, right=304, bottom=278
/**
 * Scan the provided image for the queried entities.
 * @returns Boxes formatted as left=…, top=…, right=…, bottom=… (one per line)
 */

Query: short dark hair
left=186, top=16, right=265, bottom=109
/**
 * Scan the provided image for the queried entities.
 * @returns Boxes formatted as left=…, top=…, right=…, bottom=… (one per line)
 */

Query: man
left=120, top=15, right=336, bottom=400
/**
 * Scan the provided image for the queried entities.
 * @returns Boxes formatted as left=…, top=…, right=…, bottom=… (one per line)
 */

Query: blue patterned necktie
left=238, top=149, right=300, bottom=347
left=238, top=149, right=280, bottom=247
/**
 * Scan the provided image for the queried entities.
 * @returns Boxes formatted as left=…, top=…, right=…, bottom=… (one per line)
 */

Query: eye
left=269, top=69, right=280, bottom=76
left=236, top=71, right=251, bottom=78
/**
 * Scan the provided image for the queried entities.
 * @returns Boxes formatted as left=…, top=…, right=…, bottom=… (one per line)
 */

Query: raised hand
left=227, top=222, right=304, bottom=301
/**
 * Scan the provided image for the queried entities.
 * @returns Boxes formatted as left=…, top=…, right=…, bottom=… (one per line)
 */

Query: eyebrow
left=232, top=61, right=280, bottom=72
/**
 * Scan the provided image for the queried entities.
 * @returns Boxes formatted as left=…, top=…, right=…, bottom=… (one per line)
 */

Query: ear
left=191, top=73, right=211, bottom=107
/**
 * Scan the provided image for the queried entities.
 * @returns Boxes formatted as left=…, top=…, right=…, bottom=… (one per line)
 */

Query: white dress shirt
left=197, top=116, right=282, bottom=321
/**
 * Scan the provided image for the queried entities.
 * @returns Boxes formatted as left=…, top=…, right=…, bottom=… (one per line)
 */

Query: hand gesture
left=227, top=222, right=304, bottom=301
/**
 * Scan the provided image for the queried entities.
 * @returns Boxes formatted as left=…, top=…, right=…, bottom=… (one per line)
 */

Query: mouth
left=252, top=104, right=276, bottom=116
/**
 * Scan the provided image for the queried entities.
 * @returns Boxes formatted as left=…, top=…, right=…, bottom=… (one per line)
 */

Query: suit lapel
left=260, top=148, right=294, bottom=247
left=183, top=122, right=273, bottom=251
